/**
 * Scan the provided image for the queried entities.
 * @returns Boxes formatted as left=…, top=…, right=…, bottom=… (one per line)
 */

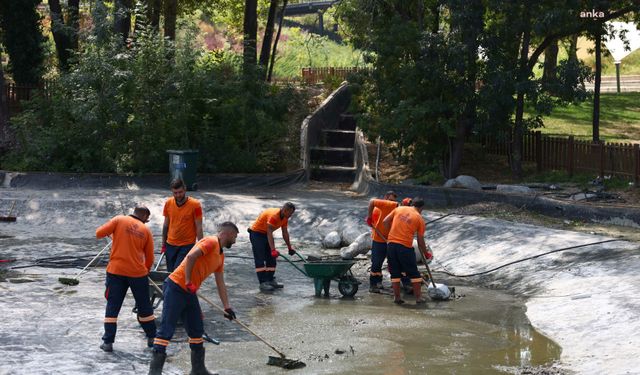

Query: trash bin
left=167, top=149, right=199, bottom=191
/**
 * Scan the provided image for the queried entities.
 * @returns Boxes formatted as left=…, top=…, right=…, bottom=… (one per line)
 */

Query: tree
left=243, top=0, right=258, bottom=73
left=0, top=51, right=8, bottom=147
left=258, top=0, right=278, bottom=79
left=0, top=0, right=46, bottom=85
left=114, top=0, right=134, bottom=42
left=49, top=0, right=80, bottom=71
left=164, top=0, right=178, bottom=40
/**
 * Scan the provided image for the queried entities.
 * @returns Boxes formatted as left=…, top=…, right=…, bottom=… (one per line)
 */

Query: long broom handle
left=147, top=278, right=289, bottom=359
left=71, top=239, right=112, bottom=280
left=197, top=293, right=287, bottom=358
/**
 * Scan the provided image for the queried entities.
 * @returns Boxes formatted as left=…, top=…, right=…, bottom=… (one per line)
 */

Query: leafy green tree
left=0, top=0, right=46, bottom=84
left=49, top=0, right=80, bottom=71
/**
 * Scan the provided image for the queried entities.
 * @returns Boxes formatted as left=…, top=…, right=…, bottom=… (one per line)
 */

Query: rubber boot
left=190, top=346, right=217, bottom=375
left=413, top=282, right=426, bottom=304
left=148, top=350, right=166, bottom=375
left=392, top=282, right=404, bottom=304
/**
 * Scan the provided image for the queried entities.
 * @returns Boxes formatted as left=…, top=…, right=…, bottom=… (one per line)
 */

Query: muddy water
left=183, top=244, right=561, bottom=375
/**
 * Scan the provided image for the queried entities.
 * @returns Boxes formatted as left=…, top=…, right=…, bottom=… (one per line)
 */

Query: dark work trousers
left=371, top=240, right=412, bottom=287
left=249, top=229, right=276, bottom=284
left=370, top=240, right=387, bottom=285
left=153, top=278, right=205, bottom=353
left=165, top=243, right=194, bottom=273
left=102, top=273, right=156, bottom=344
left=386, top=242, right=422, bottom=284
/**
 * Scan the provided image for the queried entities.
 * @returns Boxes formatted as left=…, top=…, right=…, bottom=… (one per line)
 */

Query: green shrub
left=3, top=22, right=303, bottom=174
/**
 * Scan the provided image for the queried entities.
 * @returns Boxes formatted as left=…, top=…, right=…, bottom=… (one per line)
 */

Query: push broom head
left=267, top=356, right=306, bottom=369
left=58, top=277, right=80, bottom=286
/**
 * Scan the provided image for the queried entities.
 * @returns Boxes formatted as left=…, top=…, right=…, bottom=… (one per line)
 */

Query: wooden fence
left=301, top=67, right=368, bottom=84
left=5, top=82, right=49, bottom=116
left=485, top=131, right=640, bottom=183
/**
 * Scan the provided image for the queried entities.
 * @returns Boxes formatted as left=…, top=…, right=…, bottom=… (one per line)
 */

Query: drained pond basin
left=2, top=182, right=638, bottom=374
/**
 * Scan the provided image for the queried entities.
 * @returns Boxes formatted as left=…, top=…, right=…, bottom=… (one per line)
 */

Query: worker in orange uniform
left=248, top=202, right=296, bottom=292
left=365, top=190, right=398, bottom=293
left=95, top=206, right=156, bottom=352
left=162, top=178, right=203, bottom=272
left=149, top=222, right=239, bottom=375
left=382, top=197, right=433, bottom=305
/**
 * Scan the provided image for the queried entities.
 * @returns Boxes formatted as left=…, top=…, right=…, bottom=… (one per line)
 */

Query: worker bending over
left=149, top=222, right=238, bottom=375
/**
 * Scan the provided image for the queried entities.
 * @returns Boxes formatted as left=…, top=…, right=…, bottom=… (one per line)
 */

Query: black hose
left=434, top=239, right=620, bottom=278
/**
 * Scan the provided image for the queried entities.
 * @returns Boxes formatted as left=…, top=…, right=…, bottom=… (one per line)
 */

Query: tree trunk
left=567, top=34, right=578, bottom=65
left=593, top=28, right=601, bottom=143
left=68, top=0, right=80, bottom=50
left=0, top=56, right=8, bottom=147
left=447, top=0, right=482, bottom=178
left=430, top=0, right=440, bottom=33
left=267, top=0, right=287, bottom=82
left=243, top=0, right=258, bottom=74
left=49, top=0, right=72, bottom=70
left=147, top=0, right=162, bottom=30
left=163, top=0, right=177, bottom=40
left=114, top=0, right=134, bottom=42
left=512, top=6, right=531, bottom=179
left=542, top=39, right=558, bottom=83
left=259, top=0, right=278, bottom=78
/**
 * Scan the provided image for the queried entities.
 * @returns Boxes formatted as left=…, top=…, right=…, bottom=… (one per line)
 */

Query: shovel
left=58, top=240, right=112, bottom=286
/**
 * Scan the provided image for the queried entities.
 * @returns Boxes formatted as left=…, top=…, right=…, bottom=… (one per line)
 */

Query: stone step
left=322, top=129, right=356, bottom=148
left=310, top=165, right=357, bottom=182
left=310, top=147, right=354, bottom=167
left=338, top=114, right=357, bottom=131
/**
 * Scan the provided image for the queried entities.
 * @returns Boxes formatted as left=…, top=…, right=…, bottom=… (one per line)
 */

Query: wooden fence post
left=599, top=141, right=605, bottom=178
left=535, top=131, right=542, bottom=172
left=634, top=144, right=639, bottom=187
left=567, top=136, right=574, bottom=177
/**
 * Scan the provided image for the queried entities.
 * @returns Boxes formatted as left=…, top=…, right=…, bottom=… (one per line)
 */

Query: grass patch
left=527, top=92, right=640, bottom=143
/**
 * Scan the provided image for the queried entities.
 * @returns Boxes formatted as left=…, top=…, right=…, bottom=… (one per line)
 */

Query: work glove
left=366, top=216, right=373, bottom=227
left=424, top=251, right=433, bottom=264
left=185, top=282, right=198, bottom=294
left=224, top=308, right=236, bottom=321
left=161, top=244, right=166, bottom=254
left=271, top=249, right=280, bottom=258
left=288, top=247, right=297, bottom=256
left=401, top=198, right=412, bottom=206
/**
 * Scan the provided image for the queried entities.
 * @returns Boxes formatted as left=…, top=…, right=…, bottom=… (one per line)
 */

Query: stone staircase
left=309, top=114, right=357, bottom=182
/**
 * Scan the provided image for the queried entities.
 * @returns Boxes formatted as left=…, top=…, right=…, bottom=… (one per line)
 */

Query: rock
left=443, top=175, right=482, bottom=191
left=496, top=184, right=533, bottom=195
left=570, top=193, right=596, bottom=201
left=322, top=231, right=342, bottom=248
left=340, top=233, right=371, bottom=259
left=341, top=226, right=363, bottom=246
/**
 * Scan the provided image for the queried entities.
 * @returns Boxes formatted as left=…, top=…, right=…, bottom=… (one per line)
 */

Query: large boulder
left=443, top=175, right=482, bottom=191
left=340, top=232, right=371, bottom=259
left=341, top=226, right=363, bottom=246
left=322, top=231, right=342, bottom=248
left=496, top=184, right=533, bottom=195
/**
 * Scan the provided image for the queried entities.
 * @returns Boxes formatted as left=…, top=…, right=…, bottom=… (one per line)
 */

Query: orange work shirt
left=169, top=236, right=224, bottom=291
left=386, top=206, right=426, bottom=248
left=250, top=208, right=288, bottom=234
left=371, top=199, right=398, bottom=242
left=163, top=197, right=203, bottom=246
left=96, top=215, right=154, bottom=277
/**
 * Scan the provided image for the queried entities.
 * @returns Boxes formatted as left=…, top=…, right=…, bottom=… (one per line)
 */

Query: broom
left=58, top=240, right=112, bottom=286
left=197, top=293, right=306, bottom=369
left=146, top=281, right=304, bottom=368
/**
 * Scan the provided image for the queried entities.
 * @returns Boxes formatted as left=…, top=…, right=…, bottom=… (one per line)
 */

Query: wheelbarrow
left=279, top=253, right=361, bottom=297
left=147, top=270, right=168, bottom=309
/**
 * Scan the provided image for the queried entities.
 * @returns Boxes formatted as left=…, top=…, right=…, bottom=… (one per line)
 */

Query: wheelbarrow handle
left=294, top=251, right=308, bottom=263
left=278, top=254, right=308, bottom=277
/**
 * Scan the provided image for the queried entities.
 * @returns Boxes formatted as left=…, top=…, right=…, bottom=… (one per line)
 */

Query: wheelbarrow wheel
left=338, top=276, right=358, bottom=297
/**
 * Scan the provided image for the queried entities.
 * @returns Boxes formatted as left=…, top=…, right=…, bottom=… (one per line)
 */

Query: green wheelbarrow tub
left=147, top=271, right=169, bottom=309
left=303, top=260, right=356, bottom=279
left=301, top=260, right=360, bottom=297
